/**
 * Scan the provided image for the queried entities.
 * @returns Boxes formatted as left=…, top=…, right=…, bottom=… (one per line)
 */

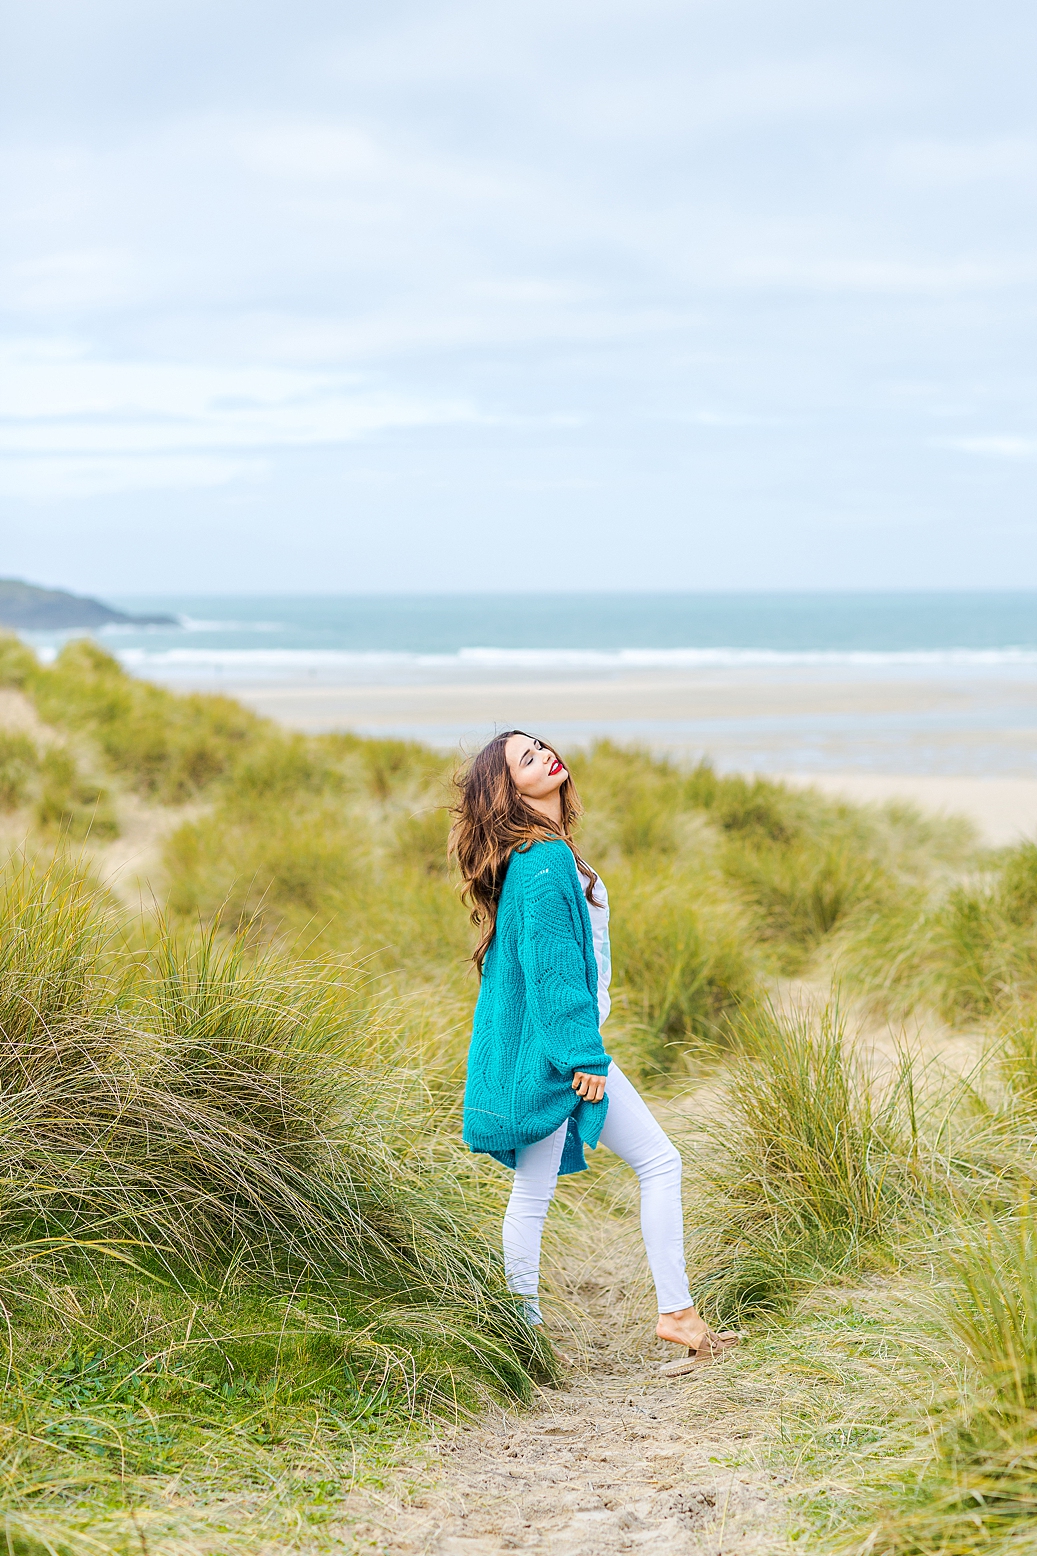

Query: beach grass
left=0, top=730, right=38, bottom=810
left=0, top=851, right=552, bottom=1552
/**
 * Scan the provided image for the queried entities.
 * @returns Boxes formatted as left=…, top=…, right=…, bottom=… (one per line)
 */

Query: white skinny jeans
left=502, top=1062, right=693, bottom=1320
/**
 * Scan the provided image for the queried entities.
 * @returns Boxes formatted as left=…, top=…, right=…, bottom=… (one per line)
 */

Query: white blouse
left=577, top=863, right=612, bottom=1028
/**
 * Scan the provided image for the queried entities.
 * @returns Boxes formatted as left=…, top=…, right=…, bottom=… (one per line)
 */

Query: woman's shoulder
left=506, top=838, right=579, bottom=890
left=509, top=836, right=573, bottom=866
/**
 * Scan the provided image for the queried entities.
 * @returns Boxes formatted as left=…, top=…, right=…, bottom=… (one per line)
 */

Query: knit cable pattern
left=463, top=839, right=611, bottom=1174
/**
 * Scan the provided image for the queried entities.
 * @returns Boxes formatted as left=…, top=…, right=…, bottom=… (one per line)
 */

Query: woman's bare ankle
left=656, top=1306, right=708, bottom=1347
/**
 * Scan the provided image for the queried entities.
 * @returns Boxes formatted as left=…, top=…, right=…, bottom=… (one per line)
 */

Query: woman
left=451, top=729, right=738, bottom=1373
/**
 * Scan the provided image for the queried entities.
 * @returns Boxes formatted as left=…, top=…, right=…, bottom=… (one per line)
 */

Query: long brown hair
left=450, top=730, right=599, bottom=973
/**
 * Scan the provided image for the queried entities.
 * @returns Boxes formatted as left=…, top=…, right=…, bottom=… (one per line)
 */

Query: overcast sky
left=2, top=0, right=1035, bottom=594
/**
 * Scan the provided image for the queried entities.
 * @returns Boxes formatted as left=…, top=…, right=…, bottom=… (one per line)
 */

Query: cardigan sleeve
left=518, top=856, right=611, bottom=1078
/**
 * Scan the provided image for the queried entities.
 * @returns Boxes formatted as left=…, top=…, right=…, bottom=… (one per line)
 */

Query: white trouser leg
left=502, top=1062, right=692, bottom=1320
left=596, top=1063, right=693, bottom=1313
left=502, top=1121, right=568, bottom=1323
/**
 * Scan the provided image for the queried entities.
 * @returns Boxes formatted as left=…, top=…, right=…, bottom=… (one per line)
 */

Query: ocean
left=24, top=591, right=1037, bottom=681
left=20, top=593, right=1037, bottom=778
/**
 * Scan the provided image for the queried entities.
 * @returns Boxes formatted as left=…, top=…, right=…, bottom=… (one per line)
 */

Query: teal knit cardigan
left=463, top=838, right=611, bottom=1175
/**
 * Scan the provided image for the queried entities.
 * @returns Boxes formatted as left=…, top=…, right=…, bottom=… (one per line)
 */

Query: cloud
left=0, top=342, right=480, bottom=465
left=7, top=248, right=140, bottom=311
left=562, top=54, right=899, bottom=142
left=939, top=435, right=1037, bottom=459
left=1, top=1, right=1035, bottom=584
left=234, top=123, right=386, bottom=182
left=0, top=453, right=265, bottom=499
left=730, top=253, right=1036, bottom=294
left=888, top=137, right=1037, bottom=186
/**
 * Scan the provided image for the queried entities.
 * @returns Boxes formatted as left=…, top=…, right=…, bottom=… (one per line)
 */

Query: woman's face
left=504, top=733, right=568, bottom=802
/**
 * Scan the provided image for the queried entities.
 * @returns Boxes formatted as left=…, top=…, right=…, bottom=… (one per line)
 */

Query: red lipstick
left=548, top=759, right=563, bottom=776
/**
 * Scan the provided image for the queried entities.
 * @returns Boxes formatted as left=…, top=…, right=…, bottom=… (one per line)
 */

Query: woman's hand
left=572, top=1071, right=606, bottom=1103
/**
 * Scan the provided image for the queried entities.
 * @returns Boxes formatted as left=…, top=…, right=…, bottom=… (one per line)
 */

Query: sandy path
left=348, top=1119, right=790, bottom=1556
left=351, top=1356, right=785, bottom=1556
left=346, top=995, right=976, bottom=1556
left=0, top=687, right=205, bottom=907
left=83, top=790, right=205, bottom=908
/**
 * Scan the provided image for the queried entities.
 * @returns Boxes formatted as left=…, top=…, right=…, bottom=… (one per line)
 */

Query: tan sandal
left=658, top=1330, right=741, bottom=1377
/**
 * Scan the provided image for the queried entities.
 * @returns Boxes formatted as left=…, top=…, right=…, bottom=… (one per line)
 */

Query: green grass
left=0, top=724, right=118, bottom=842
left=2, top=1277, right=454, bottom=1555
left=0, top=856, right=552, bottom=1552
left=829, top=1200, right=1037, bottom=1556
left=604, top=862, right=757, bottom=1072
left=688, top=1005, right=973, bottom=1324
left=0, top=861, right=546, bottom=1346
left=0, top=730, right=38, bottom=810
left=835, top=843, right=1037, bottom=1026
left=674, top=1005, right=1037, bottom=1554
left=35, top=747, right=120, bottom=840
left=26, top=637, right=266, bottom=802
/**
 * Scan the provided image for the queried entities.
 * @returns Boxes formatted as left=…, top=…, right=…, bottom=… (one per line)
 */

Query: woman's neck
left=523, top=793, right=563, bottom=828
